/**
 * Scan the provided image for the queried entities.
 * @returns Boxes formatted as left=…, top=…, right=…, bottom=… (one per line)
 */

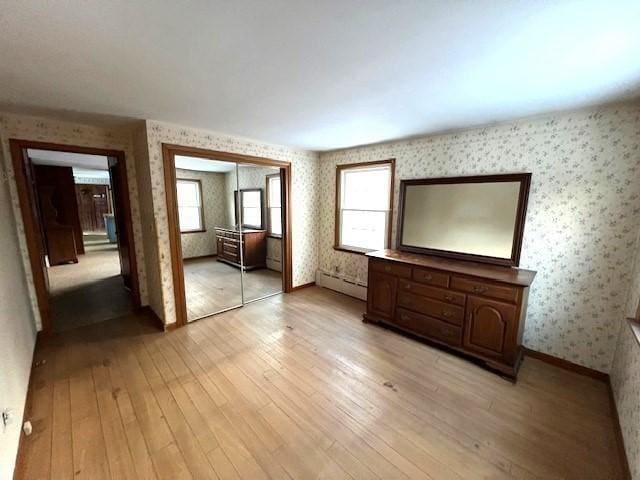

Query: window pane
left=176, top=181, right=200, bottom=207
left=268, top=176, right=281, bottom=207
left=179, top=206, right=202, bottom=231
left=340, top=210, right=387, bottom=251
left=341, top=166, right=390, bottom=210
left=242, top=190, right=261, bottom=208
left=270, top=207, right=282, bottom=235
left=243, top=206, right=260, bottom=227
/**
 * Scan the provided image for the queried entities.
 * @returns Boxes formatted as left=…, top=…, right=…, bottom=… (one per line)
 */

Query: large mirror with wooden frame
left=396, top=173, right=531, bottom=267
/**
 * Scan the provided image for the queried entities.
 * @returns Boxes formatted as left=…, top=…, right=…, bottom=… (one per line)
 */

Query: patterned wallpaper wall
left=175, top=168, right=227, bottom=259
left=318, top=103, right=640, bottom=372
left=144, top=120, right=319, bottom=324
left=611, top=321, right=640, bottom=480
left=0, top=113, right=149, bottom=329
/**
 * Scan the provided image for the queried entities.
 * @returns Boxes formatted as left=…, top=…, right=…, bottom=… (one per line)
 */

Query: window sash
left=339, top=209, right=390, bottom=252
left=269, top=206, right=282, bottom=236
left=336, top=161, right=393, bottom=252
left=176, top=179, right=204, bottom=232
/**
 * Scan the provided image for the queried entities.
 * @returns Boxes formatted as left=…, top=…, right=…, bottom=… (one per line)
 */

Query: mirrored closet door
left=174, top=155, right=285, bottom=322
left=237, top=163, right=284, bottom=303
left=175, top=156, right=242, bottom=321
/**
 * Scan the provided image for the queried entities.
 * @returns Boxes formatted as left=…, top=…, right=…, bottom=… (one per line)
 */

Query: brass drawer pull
left=441, top=311, right=453, bottom=318
left=422, top=274, right=433, bottom=281
left=473, top=286, right=488, bottom=293
left=440, top=328, right=453, bottom=337
left=444, top=294, right=454, bottom=301
left=384, top=265, right=391, bottom=272
left=404, top=284, right=411, bottom=290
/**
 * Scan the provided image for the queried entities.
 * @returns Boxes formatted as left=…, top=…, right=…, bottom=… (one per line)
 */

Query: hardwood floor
left=48, top=245, right=133, bottom=332
left=183, top=257, right=282, bottom=320
left=15, top=287, right=624, bottom=479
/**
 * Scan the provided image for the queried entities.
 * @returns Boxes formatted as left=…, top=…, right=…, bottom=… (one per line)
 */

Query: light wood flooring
left=183, top=257, right=282, bottom=320
left=48, top=245, right=133, bottom=332
left=15, top=287, right=624, bottom=479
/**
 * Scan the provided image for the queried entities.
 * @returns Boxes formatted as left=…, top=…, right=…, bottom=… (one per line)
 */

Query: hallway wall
left=0, top=143, right=37, bottom=480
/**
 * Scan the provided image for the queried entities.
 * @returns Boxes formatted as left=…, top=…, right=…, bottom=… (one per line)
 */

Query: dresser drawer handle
left=401, top=314, right=409, bottom=322
left=421, top=274, right=433, bottom=281
left=384, top=265, right=391, bottom=272
left=404, top=283, right=411, bottom=290
left=473, top=286, right=488, bottom=293
left=441, top=310, right=453, bottom=318
left=444, top=294, right=454, bottom=301
left=440, top=328, right=453, bottom=337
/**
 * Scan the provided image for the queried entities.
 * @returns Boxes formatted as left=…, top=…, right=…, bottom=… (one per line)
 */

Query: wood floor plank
left=15, top=287, right=626, bottom=480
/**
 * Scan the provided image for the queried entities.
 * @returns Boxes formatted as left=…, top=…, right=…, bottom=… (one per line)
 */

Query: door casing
left=162, top=143, right=293, bottom=328
left=9, top=139, right=141, bottom=333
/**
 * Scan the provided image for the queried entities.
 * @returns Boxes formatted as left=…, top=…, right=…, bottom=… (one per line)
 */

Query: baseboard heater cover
left=315, top=270, right=367, bottom=300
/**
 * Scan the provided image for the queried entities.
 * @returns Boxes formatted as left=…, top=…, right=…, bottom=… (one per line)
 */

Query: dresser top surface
left=367, top=249, right=536, bottom=286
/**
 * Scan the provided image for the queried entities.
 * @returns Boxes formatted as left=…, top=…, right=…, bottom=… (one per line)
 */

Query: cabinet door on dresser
left=368, top=271, right=398, bottom=320
left=463, top=295, right=518, bottom=360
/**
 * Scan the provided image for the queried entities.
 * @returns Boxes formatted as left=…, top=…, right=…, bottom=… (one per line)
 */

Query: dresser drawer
left=395, top=308, right=462, bottom=346
left=397, top=291, right=464, bottom=326
left=398, top=280, right=465, bottom=306
left=450, top=276, right=518, bottom=303
left=370, top=259, right=411, bottom=279
left=412, top=267, right=449, bottom=287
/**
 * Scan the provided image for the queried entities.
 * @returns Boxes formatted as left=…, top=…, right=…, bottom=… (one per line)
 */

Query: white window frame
left=176, top=178, right=204, bottom=233
left=266, top=173, right=282, bottom=238
left=335, top=160, right=395, bottom=254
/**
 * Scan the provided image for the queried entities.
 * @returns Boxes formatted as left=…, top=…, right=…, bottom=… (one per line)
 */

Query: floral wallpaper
left=0, top=113, right=149, bottom=329
left=175, top=168, right=227, bottom=259
left=144, top=120, right=319, bottom=324
left=611, top=321, right=640, bottom=480
left=318, top=102, right=640, bottom=372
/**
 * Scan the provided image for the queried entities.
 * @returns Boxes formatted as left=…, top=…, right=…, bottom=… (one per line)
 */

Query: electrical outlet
left=2, top=409, right=13, bottom=432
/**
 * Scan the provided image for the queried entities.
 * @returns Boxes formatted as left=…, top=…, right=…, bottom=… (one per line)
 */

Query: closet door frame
left=162, top=143, right=293, bottom=328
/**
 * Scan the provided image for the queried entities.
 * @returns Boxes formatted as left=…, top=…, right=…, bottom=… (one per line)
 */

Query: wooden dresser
left=364, top=249, right=536, bottom=378
left=215, top=227, right=267, bottom=270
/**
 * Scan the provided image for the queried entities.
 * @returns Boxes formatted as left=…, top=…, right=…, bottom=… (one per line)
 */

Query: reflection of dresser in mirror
left=215, top=227, right=267, bottom=270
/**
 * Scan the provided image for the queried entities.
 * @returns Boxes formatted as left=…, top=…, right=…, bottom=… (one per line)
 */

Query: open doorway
left=9, top=140, right=140, bottom=333
left=163, top=145, right=292, bottom=327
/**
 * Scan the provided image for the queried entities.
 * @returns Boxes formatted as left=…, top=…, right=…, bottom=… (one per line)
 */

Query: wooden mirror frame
left=396, top=173, right=532, bottom=267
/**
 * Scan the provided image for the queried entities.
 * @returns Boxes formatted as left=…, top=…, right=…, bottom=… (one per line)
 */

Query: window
left=176, top=179, right=204, bottom=233
left=239, top=189, right=263, bottom=229
left=266, top=173, right=282, bottom=237
left=335, top=160, right=394, bottom=253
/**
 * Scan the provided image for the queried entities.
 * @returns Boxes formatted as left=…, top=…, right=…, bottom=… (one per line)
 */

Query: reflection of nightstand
left=215, top=227, right=266, bottom=270
left=46, top=225, right=78, bottom=265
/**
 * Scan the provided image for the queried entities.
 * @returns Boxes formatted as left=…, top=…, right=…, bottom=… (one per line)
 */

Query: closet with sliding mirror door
left=172, top=154, right=286, bottom=323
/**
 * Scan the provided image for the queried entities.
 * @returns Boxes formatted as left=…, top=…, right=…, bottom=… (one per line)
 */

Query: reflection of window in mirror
left=240, top=189, right=263, bottom=229
left=266, top=174, right=282, bottom=237
left=176, top=179, right=204, bottom=233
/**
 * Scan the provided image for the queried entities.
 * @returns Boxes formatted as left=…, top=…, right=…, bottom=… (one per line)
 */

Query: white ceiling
left=175, top=155, right=236, bottom=172
left=28, top=149, right=109, bottom=170
left=3, top=1, right=640, bottom=151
